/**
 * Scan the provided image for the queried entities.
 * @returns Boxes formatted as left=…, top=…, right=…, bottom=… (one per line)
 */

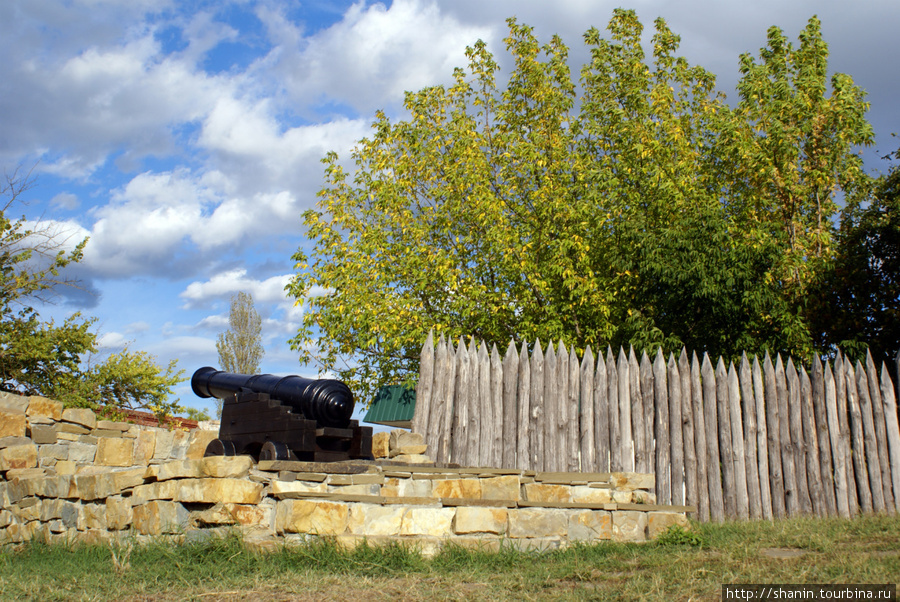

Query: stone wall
left=0, top=392, right=692, bottom=553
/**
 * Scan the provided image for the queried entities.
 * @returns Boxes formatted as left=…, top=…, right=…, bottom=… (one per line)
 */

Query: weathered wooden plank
left=692, top=351, right=710, bottom=522
left=654, top=349, right=670, bottom=505
left=412, top=330, right=434, bottom=436
left=668, top=353, right=684, bottom=506
left=880, top=361, right=900, bottom=512
left=845, top=360, right=873, bottom=513
left=716, top=357, right=735, bottom=519
left=515, top=341, right=531, bottom=471
left=680, top=350, right=698, bottom=516
left=764, top=353, right=785, bottom=519
left=451, top=339, right=470, bottom=466
left=800, top=366, right=825, bottom=516
left=427, top=336, right=448, bottom=464
left=438, top=340, right=457, bottom=465
left=776, top=355, right=799, bottom=516
left=490, top=343, right=504, bottom=469
left=628, top=346, right=654, bottom=472
left=865, top=351, right=894, bottom=510
left=617, top=347, right=633, bottom=472
left=543, top=342, right=558, bottom=472
left=787, top=358, right=811, bottom=515
left=607, top=347, right=621, bottom=473
left=466, top=338, right=480, bottom=467
left=740, top=354, right=762, bottom=519
left=703, top=353, right=724, bottom=522
left=529, top=340, right=545, bottom=472
left=633, top=348, right=650, bottom=474
left=835, top=353, right=858, bottom=516
left=567, top=346, right=580, bottom=472
left=856, top=361, right=885, bottom=512
left=477, top=341, right=492, bottom=467
left=812, top=356, right=838, bottom=516
left=595, top=350, right=610, bottom=473
left=824, top=361, right=850, bottom=518
left=553, top=341, right=569, bottom=474
left=579, top=346, right=596, bottom=473
left=753, top=355, right=773, bottom=520
left=728, top=362, right=749, bottom=520
left=501, top=341, right=519, bottom=469
left=640, top=351, right=655, bottom=476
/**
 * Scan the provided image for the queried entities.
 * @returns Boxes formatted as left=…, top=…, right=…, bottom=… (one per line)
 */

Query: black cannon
left=192, top=367, right=373, bottom=463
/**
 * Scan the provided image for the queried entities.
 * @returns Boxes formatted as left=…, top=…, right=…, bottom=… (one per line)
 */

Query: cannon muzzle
left=191, top=367, right=355, bottom=428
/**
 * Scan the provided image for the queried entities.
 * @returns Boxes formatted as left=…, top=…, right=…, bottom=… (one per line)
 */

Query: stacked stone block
left=0, top=391, right=692, bottom=551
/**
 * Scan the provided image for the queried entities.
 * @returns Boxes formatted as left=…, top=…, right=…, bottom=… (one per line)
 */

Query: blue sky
left=3, top=0, right=899, bottom=419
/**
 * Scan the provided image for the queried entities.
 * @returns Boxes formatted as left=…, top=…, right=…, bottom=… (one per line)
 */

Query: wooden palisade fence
left=411, top=332, right=900, bottom=522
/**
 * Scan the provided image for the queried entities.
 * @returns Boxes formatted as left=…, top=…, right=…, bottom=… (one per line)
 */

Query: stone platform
left=0, top=392, right=693, bottom=552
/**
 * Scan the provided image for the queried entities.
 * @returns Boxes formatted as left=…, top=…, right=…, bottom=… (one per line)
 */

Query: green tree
left=216, top=291, right=264, bottom=417
left=0, top=168, right=184, bottom=419
left=288, top=11, right=875, bottom=398
left=808, top=149, right=900, bottom=364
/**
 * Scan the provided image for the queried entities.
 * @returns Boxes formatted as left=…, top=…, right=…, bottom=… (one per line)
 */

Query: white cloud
left=97, top=331, right=129, bottom=348
left=256, top=0, right=494, bottom=114
left=180, top=268, right=292, bottom=307
left=50, top=192, right=80, bottom=210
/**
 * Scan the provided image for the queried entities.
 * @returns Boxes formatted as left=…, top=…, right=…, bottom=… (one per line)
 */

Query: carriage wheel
left=259, top=440, right=294, bottom=461
left=204, top=439, right=236, bottom=457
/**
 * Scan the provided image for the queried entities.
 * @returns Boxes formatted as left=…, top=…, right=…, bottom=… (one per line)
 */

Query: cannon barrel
left=191, top=367, right=355, bottom=429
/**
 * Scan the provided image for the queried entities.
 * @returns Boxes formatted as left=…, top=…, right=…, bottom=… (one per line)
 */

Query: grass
left=0, top=513, right=897, bottom=601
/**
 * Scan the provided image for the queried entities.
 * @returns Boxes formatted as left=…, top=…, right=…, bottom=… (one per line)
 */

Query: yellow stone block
left=329, top=483, right=380, bottom=496
left=481, top=475, right=520, bottom=501
left=73, top=472, right=118, bottom=501
left=453, top=506, right=508, bottom=534
left=400, top=507, right=454, bottom=536
left=571, top=486, right=613, bottom=504
left=95, top=437, right=134, bottom=467
left=195, top=502, right=269, bottom=527
left=381, top=477, right=432, bottom=498
left=371, top=431, right=390, bottom=458
left=523, top=483, right=571, bottom=504
left=276, top=500, right=349, bottom=535
left=647, top=512, right=690, bottom=540
left=201, top=455, right=252, bottom=478
left=175, top=478, right=264, bottom=504
left=61, top=408, right=97, bottom=429
left=612, top=510, right=648, bottom=542
left=130, top=480, right=180, bottom=503
left=133, top=429, right=156, bottom=465
left=83, top=503, right=107, bottom=530
left=271, top=480, right=327, bottom=496
left=156, top=459, right=203, bottom=480
left=186, top=429, right=218, bottom=459
left=195, top=502, right=237, bottom=525
left=348, top=504, right=405, bottom=536
left=0, top=409, right=26, bottom=438
left=432, top=478, right=482, bottom=499
left=106, top=497, right=133, bottom=530
left=112, top=467, right=147, bottom=491
left=568, top=510, right=612, bottom=541
left=26, top=397, right=63, bottom=421
left=55, top=460, right=77, bottom=476
left=132, top=500, right=188, bottom=535
left=228, top=504, right=270, bottom=527
left=0, top=443, right=38, bottom=471
left=507, top=509, right=568, bottom=538
left=608, top=473, right=655, bottom=492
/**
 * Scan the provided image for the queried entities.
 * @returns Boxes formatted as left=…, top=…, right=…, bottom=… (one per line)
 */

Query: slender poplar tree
left=215, top=291, right=264, bottom=417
